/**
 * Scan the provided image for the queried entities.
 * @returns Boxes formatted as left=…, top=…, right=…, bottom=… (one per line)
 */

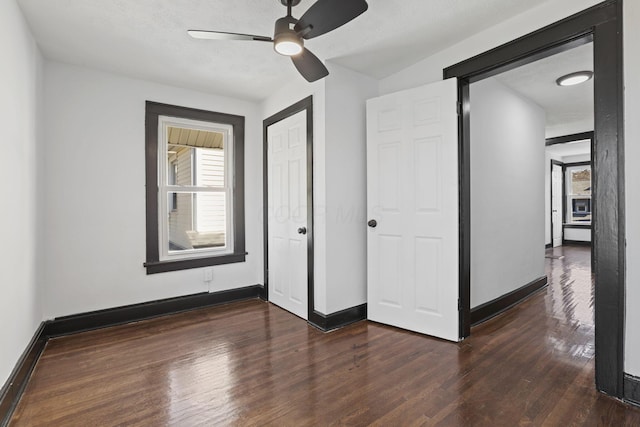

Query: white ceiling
left=546, top=140, right=591, bottom=158
left=17, top=0, right=552, bottom=101
left=493, top=43, right=594, bottom=133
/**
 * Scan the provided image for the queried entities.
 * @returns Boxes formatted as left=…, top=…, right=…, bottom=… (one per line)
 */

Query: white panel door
left=267, top=110, right=308, bottom=319
left=366, top=78, right=459, bottom=341
left=552, top=163, right=563, bottom=247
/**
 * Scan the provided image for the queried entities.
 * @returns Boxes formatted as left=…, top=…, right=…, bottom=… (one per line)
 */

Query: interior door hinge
left=456, top=101, right=462, bottom=116
left=458, top=298, right=461, bottom=311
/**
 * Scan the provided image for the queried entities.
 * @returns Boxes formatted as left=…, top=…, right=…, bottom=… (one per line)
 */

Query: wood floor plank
left=9, top=245, right=640, bottom=426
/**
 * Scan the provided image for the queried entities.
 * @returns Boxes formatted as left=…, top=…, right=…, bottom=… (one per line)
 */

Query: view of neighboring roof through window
left=161, top=120, right=232, bottom=260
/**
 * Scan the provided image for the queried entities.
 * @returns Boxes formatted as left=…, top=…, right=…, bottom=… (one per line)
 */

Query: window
left=145, top=102, right=245, bottom=274
left=566, top=164, right=591, bottom=224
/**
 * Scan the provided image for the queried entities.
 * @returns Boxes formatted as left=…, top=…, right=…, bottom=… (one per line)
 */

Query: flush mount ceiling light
left=556, top=71, right=593, bottom=86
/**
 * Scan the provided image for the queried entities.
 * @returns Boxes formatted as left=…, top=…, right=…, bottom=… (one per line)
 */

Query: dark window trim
left=144, top=101, right=246, bottom=274
left=262, top=96, right=315, bottom=322
left=444, top=0, right=625, bottom=397
left=565, top=160, right=592, bottom=168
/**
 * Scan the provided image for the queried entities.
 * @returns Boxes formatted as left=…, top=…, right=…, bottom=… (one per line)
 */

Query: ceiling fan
left=188, top=0, right=369, bottom=82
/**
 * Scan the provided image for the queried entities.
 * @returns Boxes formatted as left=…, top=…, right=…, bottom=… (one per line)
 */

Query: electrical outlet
left=203, top=268, right=213, bottom=283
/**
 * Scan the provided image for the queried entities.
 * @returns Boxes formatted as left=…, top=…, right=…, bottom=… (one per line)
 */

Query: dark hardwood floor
left=10, top=245, right=640, bottom=426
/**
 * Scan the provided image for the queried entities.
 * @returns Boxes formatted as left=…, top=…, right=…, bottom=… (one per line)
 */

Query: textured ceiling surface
left=17, top=0, right=550, bottom=101
left=546, top=140, right=591, bottom=158
left=493, top=43, right=594, bottom=132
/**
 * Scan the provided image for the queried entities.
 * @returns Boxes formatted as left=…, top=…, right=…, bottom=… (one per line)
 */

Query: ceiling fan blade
left=187, top=30, right=272, bottom=42
left=291, top=48, right=329, bottom=82
left=294, top=0, right=368, bottom=40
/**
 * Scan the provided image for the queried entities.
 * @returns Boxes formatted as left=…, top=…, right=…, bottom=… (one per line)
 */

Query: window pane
left=571, top=168, right=591, bottom=195
left=570, top=197, right=591, bottom=222
left=168, top=147, right=194, bottom=186
left=195, top=147, right=225, bottom=187
left=168, top=192, right=227, bottom=252
left=167, top=126, right=225, bottom=187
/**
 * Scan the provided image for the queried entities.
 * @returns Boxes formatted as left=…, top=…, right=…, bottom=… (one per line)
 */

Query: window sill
left=144, top=252, right=247, bottom=274
left=563, top=223, right=591, bottom=229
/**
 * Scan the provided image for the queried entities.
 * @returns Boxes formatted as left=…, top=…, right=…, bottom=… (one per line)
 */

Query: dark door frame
left=444, top=0, right=625, bottom=397
left=262, top=96, right=316, bottom=323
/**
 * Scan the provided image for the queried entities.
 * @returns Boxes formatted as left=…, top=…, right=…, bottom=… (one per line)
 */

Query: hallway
left=10, top=246, right=640, bottom=426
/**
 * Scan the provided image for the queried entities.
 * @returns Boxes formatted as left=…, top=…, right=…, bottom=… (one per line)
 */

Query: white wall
left=564, top=228, right=591, bottom=242
left=323, top=63, right=378, bottom=313
left=0, top=0, right=44, bottom=385
left=261, top=63, right=377, bottom=315
left=624, top=0, right=640, bottom=376
left=42, top=62, right=263, bottom=319
left=470, top=78, right=546, bottom=307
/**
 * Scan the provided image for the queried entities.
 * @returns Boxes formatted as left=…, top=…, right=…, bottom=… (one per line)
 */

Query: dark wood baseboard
left=309, top=304, right=367, bottom=331
left=0, top=285, right=264, bottom=425
left=471, top=276, right=548, bottom=326
left=625, top=374, right=640, bottom=407
left=44, top=285, right=264, bottom=338
left=545, top=243, right=552, bottom=249
left=258, top=286, right=267, bottom=301
left=0, top=322, right=48, bottom=427
left=562, top=240, right=592, bottom=246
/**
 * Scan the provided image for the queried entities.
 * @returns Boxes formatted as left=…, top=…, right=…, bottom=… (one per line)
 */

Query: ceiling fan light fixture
left=273, top=16, right=303, bottom=56
left=556, top=71, right=593, bottom=86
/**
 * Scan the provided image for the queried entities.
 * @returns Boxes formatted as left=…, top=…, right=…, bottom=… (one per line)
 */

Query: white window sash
left=157, top=116, right=234, bottom=261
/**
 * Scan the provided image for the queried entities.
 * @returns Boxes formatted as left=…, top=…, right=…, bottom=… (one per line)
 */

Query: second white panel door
left=267, top=110, right=308, bottom=319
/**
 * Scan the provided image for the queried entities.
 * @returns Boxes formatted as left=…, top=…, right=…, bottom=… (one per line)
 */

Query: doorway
left=546, top=132, right=594, bottom=249
left=263, top=96, right=314, bottom=320
left=444, top=0, right=624, bottom=397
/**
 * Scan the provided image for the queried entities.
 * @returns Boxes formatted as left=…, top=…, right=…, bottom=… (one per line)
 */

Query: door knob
left=368, top=219, right=377, bottom=228
left=297, top=227, right=307, bottom=235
